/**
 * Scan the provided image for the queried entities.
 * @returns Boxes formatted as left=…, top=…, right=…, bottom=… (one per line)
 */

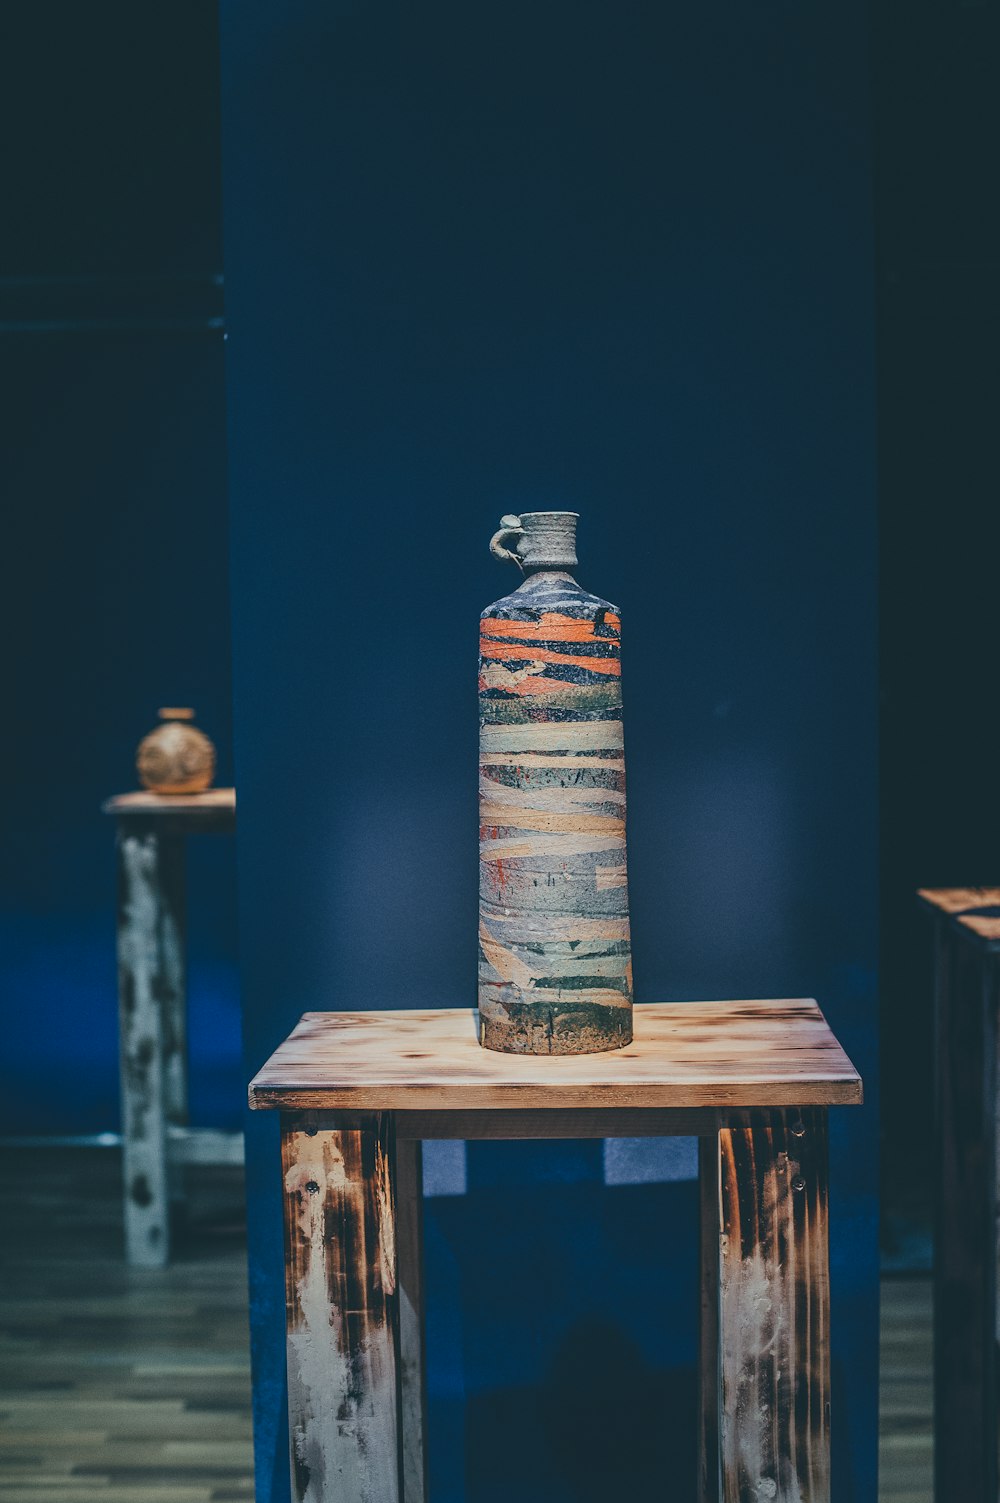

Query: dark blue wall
left=221, top=4, right=878, bottom=1499
left=875, top=0, right=1000, bottom=1239
left=0, top=5, right=240, bottom=1137
left=0, top=334, right=240, bottom=1136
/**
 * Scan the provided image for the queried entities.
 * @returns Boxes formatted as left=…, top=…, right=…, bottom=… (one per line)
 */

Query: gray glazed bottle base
left=479, top=999, right=633, bottom=1055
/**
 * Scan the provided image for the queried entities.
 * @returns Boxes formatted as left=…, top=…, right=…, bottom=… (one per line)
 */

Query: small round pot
left=136, top=708, right=216, bottom=795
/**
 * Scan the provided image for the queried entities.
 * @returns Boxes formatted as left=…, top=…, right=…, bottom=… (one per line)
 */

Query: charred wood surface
left=717, top=1109, right=830, bottom=1503
left=699, top=1135, right=721, bottom=1503
left=281, top=1115, right=400, bottom=1503
left=395, top=1139, right=427, bottom=1503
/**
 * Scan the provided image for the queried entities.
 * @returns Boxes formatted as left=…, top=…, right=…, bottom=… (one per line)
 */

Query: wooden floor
left=0, top=1147, right=932, bottom=1502
left=0, top=1147, right=253, bottom=1503
left=879, top=1277, right=933, bottom=1503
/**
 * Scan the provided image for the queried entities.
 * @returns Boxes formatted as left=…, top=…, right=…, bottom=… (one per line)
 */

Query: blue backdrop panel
left=221, top=3, right=878, bottom=1498
left=0, top=5, right=238, bottom=1137
left=0, top=333, right=238, bottom=1135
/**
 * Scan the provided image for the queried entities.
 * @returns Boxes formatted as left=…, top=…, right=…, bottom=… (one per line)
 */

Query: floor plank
left=879, top=1276, right=932, bottom=1503
left=0, top=1147, right=253, bottom=1503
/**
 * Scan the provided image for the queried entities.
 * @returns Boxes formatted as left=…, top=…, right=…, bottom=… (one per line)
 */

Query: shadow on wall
left=425, top=1173, right=699, bottom=1503
left=466, top=1330, right=696, bottom=1503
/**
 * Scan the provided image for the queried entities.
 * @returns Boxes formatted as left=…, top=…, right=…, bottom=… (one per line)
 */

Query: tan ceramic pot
left=136, top=708, right=216, bottom=794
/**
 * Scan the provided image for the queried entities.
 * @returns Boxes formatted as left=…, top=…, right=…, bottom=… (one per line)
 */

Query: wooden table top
left=249, top=1000, right=862, bottom=1112
left=102, top=788, right=236, bottom=823
left=918, top=887, right=1000, bottom=949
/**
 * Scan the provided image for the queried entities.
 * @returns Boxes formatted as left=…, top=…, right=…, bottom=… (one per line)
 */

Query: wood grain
left=717, top=1109, right=830, bottom=1503
left=103, top=789, right=236, bottom=823
left=286, top=1107, right=804, bottom=1140
left=250, top=1001, right=862, bottom=1112
left=917, top=887, right=1000, bottom=952
left=395, top=1141, right=427, bottom=1503
left=917, top=885, right=1000, bottom=916
left=281, top=1116, right=400, bottom=1503
left=955, top=913, right=1000, bottom=948
left=394, top=1107, right=729, bottom=1139
left=699, top=1135, right=721, bottom=1503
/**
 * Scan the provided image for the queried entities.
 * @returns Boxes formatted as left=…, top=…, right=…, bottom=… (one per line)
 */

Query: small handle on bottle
left=489, top=514, right=525, bottom=570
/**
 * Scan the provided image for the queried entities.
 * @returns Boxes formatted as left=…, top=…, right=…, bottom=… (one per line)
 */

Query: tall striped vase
left=478, top=510, right=633, bottom=1054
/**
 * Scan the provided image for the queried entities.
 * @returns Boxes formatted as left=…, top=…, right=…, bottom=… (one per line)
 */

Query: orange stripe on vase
left=478, top=639, right=621, bottom=674
left=478, top=669, right=622, bottom=700
left=480, top=611, right=620, bottom=643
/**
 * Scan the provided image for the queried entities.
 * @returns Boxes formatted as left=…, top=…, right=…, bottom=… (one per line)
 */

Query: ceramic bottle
left=478, top=511, right=633, bottom=1054
left=136, top=708, right=216, bottom=795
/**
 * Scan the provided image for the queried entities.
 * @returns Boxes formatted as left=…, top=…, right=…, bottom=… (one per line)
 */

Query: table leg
left=282, top=1113, right=402, bottom=1503
left=715, top=1109, right=830, bottom=1503
left=157, top=834, right=188, bottom=1205
left=116, top=823, right=172, bottom=1267
left=934, top=922, right=998, bottom=1503
left=396, top=1139, right=428, bottom=1503
left=699, top=1134, right=721, bottom=1503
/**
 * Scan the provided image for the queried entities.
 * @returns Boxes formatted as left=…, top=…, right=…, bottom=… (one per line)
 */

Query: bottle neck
left=515, top=512, right=578, bottom=572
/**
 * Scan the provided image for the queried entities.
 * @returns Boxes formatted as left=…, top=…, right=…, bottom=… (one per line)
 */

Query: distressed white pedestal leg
left=282, top=1114, right=401, bottom=1503
left=396, top=1138, right=427, bottom=1503
left=157, top=834, right=188, bottom=1204
left=116, top=824, right=175, bottom=1267
left=714, top=1109, right=831, bottom=1503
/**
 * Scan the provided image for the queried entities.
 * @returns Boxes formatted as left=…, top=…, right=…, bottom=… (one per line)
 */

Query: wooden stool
left=919, top=887, right=1000, bottom=1503
left=103, top=788, right=239, bottom=1267
left=250, top=999, right=861, bottom=1503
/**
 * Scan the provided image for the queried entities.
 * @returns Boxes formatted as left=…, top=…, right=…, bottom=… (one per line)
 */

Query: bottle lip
left=518, top=510, right=580, bottom=519
left=158, top=707, right=195, bottom=721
